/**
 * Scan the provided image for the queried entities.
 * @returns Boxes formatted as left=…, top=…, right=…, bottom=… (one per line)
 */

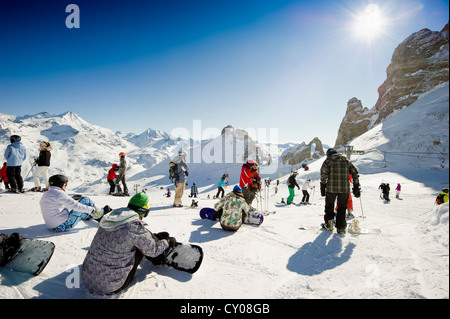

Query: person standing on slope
left=239, top=160, right=260, bottom=206
left=172, top=150, right=189, bottom=207
left=32, top=141, right=52, bottom=192
left=287, top=172, right=300, bottom=205
left=4, top=135, right=27, bottom=193
left=107, top=163, right=118, bottom=195
left=320, top=148, right=360, bottom=234
left=115, top=152, right=129, bottom=196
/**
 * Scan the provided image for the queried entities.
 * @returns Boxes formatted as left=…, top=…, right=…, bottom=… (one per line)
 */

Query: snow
left=0, top=83, right=448, bottom=300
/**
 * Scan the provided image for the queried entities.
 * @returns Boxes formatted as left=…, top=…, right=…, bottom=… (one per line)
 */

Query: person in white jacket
left=40, top=175, right=105, bottom=232
left=301, top=178, right=313, bottom=204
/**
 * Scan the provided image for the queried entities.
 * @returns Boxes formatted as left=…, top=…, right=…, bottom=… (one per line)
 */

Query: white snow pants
left=33, top=166, right=49, bottom=188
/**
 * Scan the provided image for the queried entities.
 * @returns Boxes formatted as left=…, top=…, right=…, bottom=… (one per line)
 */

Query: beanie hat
left=233, top=185, right=242, bottom=193
left=128, top=192, right=150, bottom=216
left=326, top=148, right=337, bottom=157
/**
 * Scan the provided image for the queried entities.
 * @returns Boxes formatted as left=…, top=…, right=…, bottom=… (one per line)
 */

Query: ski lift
left=380, top=151, right=387, bottom=168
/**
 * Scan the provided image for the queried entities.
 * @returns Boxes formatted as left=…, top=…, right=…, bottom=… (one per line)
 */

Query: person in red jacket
left=0, top=162, right=10, bottom=191
left=107, top=164, right=118, bottom=195
left=239, top=160, right=261, bottom=206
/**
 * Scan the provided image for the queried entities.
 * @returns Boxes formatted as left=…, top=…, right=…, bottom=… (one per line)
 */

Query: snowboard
left=1, top=238, right=55, bottom=276
left=200, top=207, right=217, bottom=220
left=147, top=243, right=203, bottom=274
left=243, top=209, right=264, bottom=225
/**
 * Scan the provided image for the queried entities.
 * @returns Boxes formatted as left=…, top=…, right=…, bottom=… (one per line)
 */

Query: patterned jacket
left=320, top=153, right=359, bottom=193
left=81, top=208, right=169, bottom=295
left=214, top=191, right=250, bottom=231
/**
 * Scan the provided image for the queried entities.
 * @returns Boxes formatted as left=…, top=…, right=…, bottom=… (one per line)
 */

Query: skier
left=335, top=175, right=355, bottom=218
left=4, top=135, right=27, bottom=193
left=213, top=185, right=250, bottom=231
left=31, top=141, right=52, bottom=192
left=320, top=148, right=360, bottom=234
left=435, top=188, right=448, bottom=205
left=0, top=162, right=9, bottom=191
left=239, top=160, right=261, bottom=206
left=81, top=192, right=177, bottom=295
left=287, top=172, right=300, bottom=205
left=115, top=152, right=129, bottom=196
left=172, top=150, right=189, bottom=207
left=301, top=178, right=312, bottom=204
left=216, top=175, right=228, bottom=198
left=395, top=183, right=402, bottom=199
left=379, top=183, right=390, bottom=201
left=39, top=175, right=107, bottom=232
left=107, top=163, right=118, bottom=195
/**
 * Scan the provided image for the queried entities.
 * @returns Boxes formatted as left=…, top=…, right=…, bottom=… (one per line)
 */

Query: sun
left=354, top=4, right=385, bottom=40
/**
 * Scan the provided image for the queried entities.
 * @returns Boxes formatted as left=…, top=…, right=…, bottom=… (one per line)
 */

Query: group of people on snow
left=2, top=133, right=448, bottom=295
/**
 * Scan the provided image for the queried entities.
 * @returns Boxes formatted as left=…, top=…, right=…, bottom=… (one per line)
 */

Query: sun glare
left=354, top=4, right=385, bottom=40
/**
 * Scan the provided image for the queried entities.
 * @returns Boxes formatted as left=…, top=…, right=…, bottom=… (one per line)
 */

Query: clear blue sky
left=0, top=0, right=448, bottom=145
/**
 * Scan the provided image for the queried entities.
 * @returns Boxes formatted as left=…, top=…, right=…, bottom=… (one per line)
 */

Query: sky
left=0, top=0, right=448, bottom=146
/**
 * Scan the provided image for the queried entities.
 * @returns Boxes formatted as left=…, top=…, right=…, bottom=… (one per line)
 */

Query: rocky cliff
left=335, top=22, right=449, bottom=148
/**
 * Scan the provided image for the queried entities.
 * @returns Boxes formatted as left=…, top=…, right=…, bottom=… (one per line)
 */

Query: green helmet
left=127, top=192, right=150, bottom=216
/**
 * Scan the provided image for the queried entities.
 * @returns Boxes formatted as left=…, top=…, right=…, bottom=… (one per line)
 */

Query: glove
left=103, top=205, right=112, bottom=214
left=353, top=184, right=361, bottom=198
left=320, top=183, right=327, bottom=197
left=91, top=208, right=103, bottom=219
left=154, top=231, right=170, bottom=240
left=185, top=171, right=189, bottom=177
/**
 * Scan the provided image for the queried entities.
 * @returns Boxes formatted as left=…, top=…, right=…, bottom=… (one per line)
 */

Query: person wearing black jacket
left=32, top=142, right=52, bottom=192
left=287, top=172, right=300, bottom=204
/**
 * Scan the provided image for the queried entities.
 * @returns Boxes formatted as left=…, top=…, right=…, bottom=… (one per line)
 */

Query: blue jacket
left=4, top=141, right=27, bottom=167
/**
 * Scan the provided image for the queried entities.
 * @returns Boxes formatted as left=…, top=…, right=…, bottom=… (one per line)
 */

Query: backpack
left=169, top=162, right=178, bottom=182
left=436, top=193, right=445, bottom=205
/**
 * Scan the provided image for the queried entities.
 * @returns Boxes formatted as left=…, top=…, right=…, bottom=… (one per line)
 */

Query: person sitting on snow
left=213, top=185, right=250, bottom=231
left=436, top=188, right=448, bottom=205
left=81, top=192, right=177, bottom=295
left=39, top=175, right=108, bottom=232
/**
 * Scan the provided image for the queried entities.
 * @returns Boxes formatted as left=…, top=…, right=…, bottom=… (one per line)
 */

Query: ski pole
left=24, top=164, right=35, bottom=180
left=359, top=196, right=365, bottom=219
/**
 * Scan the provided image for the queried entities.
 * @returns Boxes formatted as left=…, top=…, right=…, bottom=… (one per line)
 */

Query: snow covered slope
left=0, top=82, right=448, bottom=300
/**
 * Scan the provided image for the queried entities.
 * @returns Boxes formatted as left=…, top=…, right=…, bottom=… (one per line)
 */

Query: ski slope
left=0, top=83, right=448, bottom=300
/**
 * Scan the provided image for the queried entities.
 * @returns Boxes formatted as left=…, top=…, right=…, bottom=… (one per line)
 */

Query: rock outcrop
left=335, top=22, right=449, bottom=148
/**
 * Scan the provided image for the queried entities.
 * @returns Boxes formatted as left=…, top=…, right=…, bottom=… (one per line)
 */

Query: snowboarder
left=39, top=175, right=106, bottom=232
left=436, top=188, right=448, bottom=205
left=172, top=150, right=189, bottom=207
left=81, top=192, right=177, bottom=295
left=287, top=172, right=300, bottom=204
left=166, top=188, right=171, bottom=198
left=395, top=183, right=402, bottom=199
left=213, top=185, right=250, bottom=231
left=107, top=163, right=118, bottom=195
left=115, top=152, right=129, bottom=196
left=0, top=162, right=10, bottom=191
left=301, top=178, right=312, bottom=204
left=239, top=160, right=261, bottom=206
left=216, top=175, right=228, bottom=198
left=320, top=148, right=360, bottom=234
left=4, top=135, right=27, bottom=193
left=189, top=182, right=198, bottom=198
left=31, top=141, right=52, bottom=192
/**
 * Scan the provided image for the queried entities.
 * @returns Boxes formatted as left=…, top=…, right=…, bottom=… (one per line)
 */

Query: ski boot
left=321, top=219, right=334, bottom=231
